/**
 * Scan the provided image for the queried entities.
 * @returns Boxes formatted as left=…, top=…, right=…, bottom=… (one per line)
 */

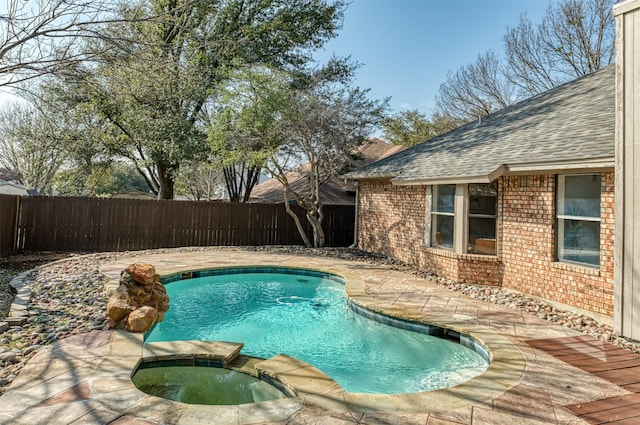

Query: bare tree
left=435, top=0, right=614, bottom=120
left=0, top=166, right=21, bottom=182
left=267, top=61, right=387, bottom=248
left=175, top=160, right=225, bottom=201
left=0, top=0, right=141, bottom=88
left=0, top=102, right=66, bottom=193
left=504, top=0, right=615, bottom=95
left=435, top=50, right=516, bottom=121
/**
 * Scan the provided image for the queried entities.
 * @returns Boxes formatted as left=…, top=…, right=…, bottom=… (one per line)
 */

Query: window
left=557, top=174, right=601, bottom=267
left=468, top=182, right=497, bottom=255
left=427, top=182, right=499, bottom=255
left=431, top=185, right=455, bottom=249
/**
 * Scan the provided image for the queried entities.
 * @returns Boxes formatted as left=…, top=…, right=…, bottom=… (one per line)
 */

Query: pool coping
left=101, top=261, right=525, bottom=417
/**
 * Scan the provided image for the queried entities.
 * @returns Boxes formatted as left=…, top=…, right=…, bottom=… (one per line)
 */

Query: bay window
left=557, top=174, right=601, bottom=267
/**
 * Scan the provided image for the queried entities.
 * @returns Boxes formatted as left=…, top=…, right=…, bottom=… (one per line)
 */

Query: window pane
left=559, top=219, right=600, bottom=266
left=432, top=215, right=454, bottom=249
left=434, top=185, right=455, bottom=213
left=468, top=217, right=496, bottom=255
left=560, top=175, right=601, bottom=218
left=469, top=182, right=497, bottom=215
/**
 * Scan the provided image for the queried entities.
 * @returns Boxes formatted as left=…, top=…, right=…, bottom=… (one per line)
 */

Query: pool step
left=142, top=340, right=244, bottom=366
left=256, top=354, right=347, bottom=412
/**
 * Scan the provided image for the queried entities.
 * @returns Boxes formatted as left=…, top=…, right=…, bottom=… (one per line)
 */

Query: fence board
left=0, top=195, right=20, bottom=257
left=14, top=196, right=354, bottom=252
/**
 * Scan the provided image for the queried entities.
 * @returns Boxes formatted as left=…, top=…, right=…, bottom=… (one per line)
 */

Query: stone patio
left=0, top=250, right=630, bottom=424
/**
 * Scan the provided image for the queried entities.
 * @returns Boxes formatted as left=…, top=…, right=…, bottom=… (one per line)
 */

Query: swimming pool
left=146, top=267, right=489, bottom=394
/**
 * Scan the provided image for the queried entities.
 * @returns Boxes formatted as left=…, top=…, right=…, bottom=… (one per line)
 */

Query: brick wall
left=501, top=173, right=615, bottom=317
left=357, top=181, right=427, bottom=265
left=357, top=172, right=615, bottom=318
left=358, top=180, right=503, bottom=285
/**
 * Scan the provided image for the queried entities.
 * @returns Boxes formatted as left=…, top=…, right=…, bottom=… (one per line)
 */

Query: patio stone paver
left=34, top=381, right=92, bottom=407
left=0, top=250, right=632, bottom=424
left=491, top=383, right=556, bottom=423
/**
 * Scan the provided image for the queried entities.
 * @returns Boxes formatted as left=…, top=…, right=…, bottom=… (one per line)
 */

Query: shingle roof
left=347, top=65, right=615, bottom=184
left=0, top=180, right=28, bottom=196
left=250, top=165, right=356, bottom=205
left=251, top=138, right=406, bottom=204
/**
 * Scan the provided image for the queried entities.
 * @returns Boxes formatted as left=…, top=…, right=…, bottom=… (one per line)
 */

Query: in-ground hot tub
left=132, top=358, right=292, bottom=405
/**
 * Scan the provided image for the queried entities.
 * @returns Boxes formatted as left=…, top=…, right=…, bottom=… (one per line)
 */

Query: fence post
left=0, top=195, right=21, bottom=257
left=12, top=196, right=20, bottom=253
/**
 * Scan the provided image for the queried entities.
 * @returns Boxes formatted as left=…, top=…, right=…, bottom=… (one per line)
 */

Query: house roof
left=346, top=65, right=615, bottom=185
left=251, top=167, right=356, bottom=205
left=251, top=138, right=406, bottom=204
left=0, top=180, right=28, bottom=196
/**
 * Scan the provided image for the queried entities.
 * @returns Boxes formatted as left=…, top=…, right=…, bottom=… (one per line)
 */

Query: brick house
left=346, top=66, right=617, bottom=323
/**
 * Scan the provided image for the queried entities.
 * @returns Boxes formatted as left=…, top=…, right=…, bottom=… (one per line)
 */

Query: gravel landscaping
left=1, top=246, right=639, bottom=395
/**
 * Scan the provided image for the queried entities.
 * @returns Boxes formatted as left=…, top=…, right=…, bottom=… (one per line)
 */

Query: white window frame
left=426, top=182, right=497, bottom=255
left=556, top=174, right=601, bottom=267
left=467, top=182, right=498, bottom=255
left=429, top=184, right=456, bottom=250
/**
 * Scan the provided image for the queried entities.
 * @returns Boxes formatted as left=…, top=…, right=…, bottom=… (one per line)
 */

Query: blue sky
left=0, top=0, right=550, bottom=111
left=315, top=0, right=550, bottom=115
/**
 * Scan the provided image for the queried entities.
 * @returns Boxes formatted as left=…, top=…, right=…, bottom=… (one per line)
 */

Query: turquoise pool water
left=146, top=268, right=488, bottom=394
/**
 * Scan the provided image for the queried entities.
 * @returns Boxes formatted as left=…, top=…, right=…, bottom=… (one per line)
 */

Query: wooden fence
left=9, top=196, right=354, bottom=254
left=0, top=195, right=20, bottom=257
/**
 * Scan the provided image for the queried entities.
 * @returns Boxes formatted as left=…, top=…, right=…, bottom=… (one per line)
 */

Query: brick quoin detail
left=357, top=172, right=615, bottom=318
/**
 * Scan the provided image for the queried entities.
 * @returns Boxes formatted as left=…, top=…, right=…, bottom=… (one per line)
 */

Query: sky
left=314, top=0, right=550, bottom=115
left=0, top=0, right=550, bottom=112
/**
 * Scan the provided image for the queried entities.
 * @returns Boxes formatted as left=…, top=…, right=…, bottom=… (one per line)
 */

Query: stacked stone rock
left=106, top=263, right=169, bottom=332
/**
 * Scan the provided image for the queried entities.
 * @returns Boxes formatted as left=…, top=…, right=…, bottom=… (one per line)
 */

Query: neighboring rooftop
left=110, top=189, right=156, bottom=200
left=0, top=180, right=29, bottom=196
left=346, top=65, right=615, bottom=185
left=251, top=138, right=405, bottom=205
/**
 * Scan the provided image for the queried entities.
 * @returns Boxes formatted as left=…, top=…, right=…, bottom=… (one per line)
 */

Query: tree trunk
left=272, top=157, right=314, bottom=247
left=224, top=163, right=262, bottom=203
left=223, top=166, right=239, bottom=202
left=284, top=201, right=313, bottom=248
left=157, top=174, right=174, bottom=199
left=242, top=165, right=261, bottom=202
left=280, top=178, right=312, bottom=248
left=307, top=211, right=326, bottom=248
left=307, top=159, right=325, bottom=248
left=156, top=161, right=175, bottom=199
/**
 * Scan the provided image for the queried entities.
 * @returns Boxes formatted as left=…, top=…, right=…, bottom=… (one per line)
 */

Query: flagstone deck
left=0, top=250, right=633, bottom=424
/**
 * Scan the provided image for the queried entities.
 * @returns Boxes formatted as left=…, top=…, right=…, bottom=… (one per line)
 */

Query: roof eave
left=504, top=157, right=615, bottom=175
left=390, top=165, right=507, bottom=186
left=388, top=157, right=615, bottom=186
left=344, top=172, right=400, bottom=181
